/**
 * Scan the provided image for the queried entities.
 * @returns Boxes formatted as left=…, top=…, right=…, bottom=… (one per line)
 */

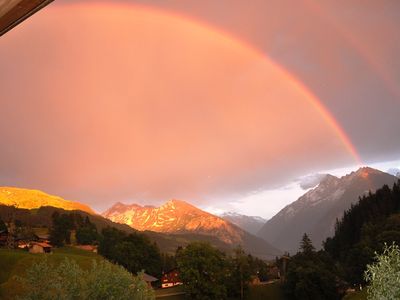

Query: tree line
left=283, top=180, right=400, bottom=299
left=47, top=211, right=270, bottom=299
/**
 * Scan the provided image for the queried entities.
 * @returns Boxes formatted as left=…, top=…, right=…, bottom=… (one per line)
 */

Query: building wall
left=29, top=244, right=44, bottom=254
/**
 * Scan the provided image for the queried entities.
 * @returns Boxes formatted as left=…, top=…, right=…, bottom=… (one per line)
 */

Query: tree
left=17, top=257, right=155, bottom=300
left=248, top=255, right=269, bottom=282
left=284, top=252, right=340, bottom=300
left=365, top=243, right=400, bottom=300
left=161, top=252, right=176, bottom=272
left=284, top=237, right=340, bottom=300
left=98, top=226, right=126, bottom=258
left=49, top=212, right=74, bottom=247
left=76, top=217, right=98, bottom=245
left=226, top=246, right=252, bottom=299
left=176, top=242, right=228, bottom=300
left=324, top=181, right=400, bottom=284
left=299, top=233, right=315, bottom=254
left=98, top=227, right=162, bottom=276
left=0, top=218, right=7, bottom=233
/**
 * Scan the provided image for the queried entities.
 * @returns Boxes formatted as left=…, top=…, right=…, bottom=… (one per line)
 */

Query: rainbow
left=305, top=0, right=400, bottom=103
left=55, top=1, right=362, bottom=164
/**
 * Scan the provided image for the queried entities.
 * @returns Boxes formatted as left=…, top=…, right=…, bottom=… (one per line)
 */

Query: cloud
left=387, top=168, right=400, bottom=178
left=202, top=181, right=310, bottom=219
left=298, top=174, right=328, bottom=190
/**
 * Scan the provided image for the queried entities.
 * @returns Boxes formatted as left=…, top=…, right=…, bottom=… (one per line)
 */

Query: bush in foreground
left=365, top=243, right=400, bottom=300
left=16, top=257, right=154, bottom=300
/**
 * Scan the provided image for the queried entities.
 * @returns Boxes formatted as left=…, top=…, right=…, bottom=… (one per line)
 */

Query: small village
left=0, top=215, right=286, bottom=299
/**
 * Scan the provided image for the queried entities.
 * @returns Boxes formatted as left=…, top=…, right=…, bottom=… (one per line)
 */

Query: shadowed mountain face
left=0, top=187, right=94, bottom=214
left=220, top=212, right=266, bottom=236
left=102, top=199, right=280, bottom=258
left=257, top=167, right=399, bottom=254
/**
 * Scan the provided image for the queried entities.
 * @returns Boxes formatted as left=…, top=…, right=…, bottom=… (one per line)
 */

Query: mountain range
left=219, top=212, right=266, bottom=235
left=257, top=167, right=399, bottom=253
left=0, top=186, right=280, bottom=258
left=102, top=200, right=280, bottom=258
left=2, top=166, right=398, bottom=258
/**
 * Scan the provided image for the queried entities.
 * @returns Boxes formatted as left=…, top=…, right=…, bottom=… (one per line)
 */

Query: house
left=249, top=275, right=261, bottom=285
left=161, top=268, right=183, bottom=288
left=29, top=242, right=52, bottom=253
left=142, top=273, right=158, bottom=288
left=267, top=265, right=280, bottom=280
left=75, top=245, right=98, bottom=253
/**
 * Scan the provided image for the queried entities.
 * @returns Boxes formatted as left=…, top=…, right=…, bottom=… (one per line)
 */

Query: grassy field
left=0, top=247, right=102, bottom=299
left=154, top=282, right=285, bottom=300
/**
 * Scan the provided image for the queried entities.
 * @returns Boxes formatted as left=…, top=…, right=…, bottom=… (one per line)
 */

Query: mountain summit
left=102, top=199, right=280, bottom=258
left=103, top=199, right=242, bottom=244
left=0, top=187, right=94, bottom=214
left=257, top=167, right=399, bottom=254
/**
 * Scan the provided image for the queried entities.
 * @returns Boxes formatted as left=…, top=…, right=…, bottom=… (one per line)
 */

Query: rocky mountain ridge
left=257, top=167, right=399, bottom=253
left=102, top=199, right=280, bottom=258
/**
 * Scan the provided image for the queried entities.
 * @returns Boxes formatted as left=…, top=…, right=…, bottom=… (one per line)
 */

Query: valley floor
left=0, top=248, right=367, bottom=300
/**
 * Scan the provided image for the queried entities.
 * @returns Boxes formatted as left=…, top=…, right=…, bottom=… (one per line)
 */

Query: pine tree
left=300, top=233, right=315, bottom=254
left=0, top=218, right=7, bottom=233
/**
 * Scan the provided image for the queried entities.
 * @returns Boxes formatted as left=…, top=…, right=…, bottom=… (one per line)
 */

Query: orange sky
left=0, top=1, right=399, bottom=213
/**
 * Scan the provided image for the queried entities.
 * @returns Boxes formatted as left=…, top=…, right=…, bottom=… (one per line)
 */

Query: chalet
left=142, top=273, right=158, bottom=288
left=29, top=242, right=52, bottom=254
left=161, top=268, right=183, bottom=288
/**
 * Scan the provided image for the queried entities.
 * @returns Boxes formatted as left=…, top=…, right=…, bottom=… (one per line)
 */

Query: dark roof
left=0, top=0, right=54, bottom=36
left=31, top=242, right=52, bottom=248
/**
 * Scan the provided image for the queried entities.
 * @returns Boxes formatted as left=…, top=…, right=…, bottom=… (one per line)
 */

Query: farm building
left=161, top=268, right=182, bottom=288
left=29, top=242, right=52, bottom=254
left=142, top=273, right=158, bottom=287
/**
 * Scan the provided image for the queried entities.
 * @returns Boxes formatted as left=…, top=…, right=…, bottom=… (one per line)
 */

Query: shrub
left=364, top=243, right=400, bottom=300
left=16, top=257, right=155, bottom=300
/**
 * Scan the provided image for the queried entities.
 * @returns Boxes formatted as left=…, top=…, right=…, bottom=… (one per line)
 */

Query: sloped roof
left=31, top=241, right=51, bottom=248
left=0, top=0, right=54, bottom=36
left=142, top=273, right=158, bottom=282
